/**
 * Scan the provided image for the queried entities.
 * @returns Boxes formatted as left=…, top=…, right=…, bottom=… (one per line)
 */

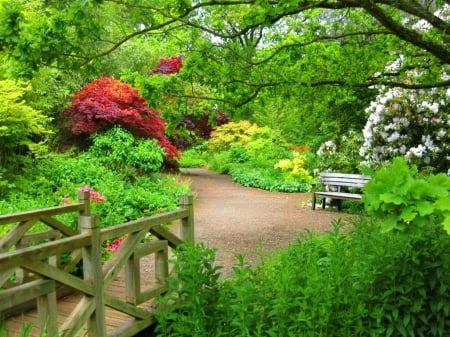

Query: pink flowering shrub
left=78, top=185, right=106, bottom=203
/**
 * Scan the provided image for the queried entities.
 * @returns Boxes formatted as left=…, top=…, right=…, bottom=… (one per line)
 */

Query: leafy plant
left=155, top=243, right=222, bottom=337
left=207, top=120, right=257, bottom=153
left=63, top=76, right=178, bottom=159
left=149, top=55, right=184, bottom=75
left=179, top=146, right=208, bottom=168
left=155, top=218, right=450, bottom=337
left=89, top=126, right=165, bottom=173
left=360, top=62, right=449, bottom=174
left=274, top=151, right=313, bottom=182
left=0, top=79, right=52, bottom=166
left=363, top=157, right=450, bottom=234
left=315, top=129, right=365, bottom=174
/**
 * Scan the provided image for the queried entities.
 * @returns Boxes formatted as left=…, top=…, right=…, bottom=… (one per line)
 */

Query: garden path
left=175, top=168, right=349, bottom=276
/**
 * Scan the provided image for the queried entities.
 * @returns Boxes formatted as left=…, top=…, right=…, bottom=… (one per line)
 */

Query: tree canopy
left=1, top=1, right=448, bottom=97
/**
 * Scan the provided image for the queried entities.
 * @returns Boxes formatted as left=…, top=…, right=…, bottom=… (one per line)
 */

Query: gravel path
left=179, top=168, right=348, bottom=276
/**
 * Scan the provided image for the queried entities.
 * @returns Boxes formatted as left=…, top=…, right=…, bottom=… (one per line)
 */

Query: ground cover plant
left=204, top=121, right=314, bottom=192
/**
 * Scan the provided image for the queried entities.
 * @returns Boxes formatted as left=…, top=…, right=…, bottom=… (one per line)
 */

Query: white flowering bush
left=316, top=130, right=364, bottom=174
left=360, top=86, right=449, bottom=174
left=361, top=4, right=450, bottom=175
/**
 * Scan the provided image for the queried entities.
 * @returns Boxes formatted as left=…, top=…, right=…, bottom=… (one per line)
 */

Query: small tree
left=0, top=79, right=52, bottom=163
left=63, top=77, right=178, bottom=159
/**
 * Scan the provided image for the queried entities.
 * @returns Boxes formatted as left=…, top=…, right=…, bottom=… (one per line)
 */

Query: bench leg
left=321, top=197, right=326, bottom=210
left=311, top=185, right=317, bottom=210
left=337, top=199, right=342, bottom=211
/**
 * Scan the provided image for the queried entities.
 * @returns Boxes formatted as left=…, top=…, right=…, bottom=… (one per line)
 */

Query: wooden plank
left=0, top=219, right=37, bottom=253
left=0, top=279, right=55, bottom=311
left=40, top=216, right=78, bottom=237
left=104, top=294, right=150, bottom=320
left=103, top=229, right=149, bottom=287
left=0, top=233, right=91, bottom=271
left=18, top=229, right=60, bottom=245
left=0, top=203, right=85, bottom=225
left=37, top=289, right=58, bottom=336
left=107, top=316, right=156, bottom=337
left=150, top=225, right=184, bottom=249
left=100, top=209, right=188, bottom=242
left=319, top=173, right=371, bottom=179
left=315, top=192, right=362, bottom=200
left=137, top=284, right=169, bottom=304
left=79, top=215, right=106, bottom=337
left=180, top=195, right=194, bottom=243
left=0, top=267, right=16, bottom=288
left=23, top=260, right=94, bottom=295
left=59, top=295, right=94, bottom=336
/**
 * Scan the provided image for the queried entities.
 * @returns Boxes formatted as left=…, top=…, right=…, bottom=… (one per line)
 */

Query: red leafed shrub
left=63, top=77, right=179, bottom=159
left=149, top=55, right=184, bottom=75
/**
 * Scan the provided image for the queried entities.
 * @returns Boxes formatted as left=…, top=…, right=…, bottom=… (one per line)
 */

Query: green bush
left=155, top=220, right=450, bottom=337
left=207, top=120, right=257, bottom=152
left=363, top=157, right=450, bottom=234
left=315, top=130, right=364, bottom=174
left=179, top=146, right=208, bottom=168
left=89, top=126, right=165, bottom=173
left=206, top=121, right=310, bottom=192
left=1, top=151, right=190, bottom=229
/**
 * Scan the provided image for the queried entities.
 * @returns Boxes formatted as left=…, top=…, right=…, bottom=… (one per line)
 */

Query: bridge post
left=180, top=195, right=194, bottom=243
left=79, top=213, right=106, bottom=337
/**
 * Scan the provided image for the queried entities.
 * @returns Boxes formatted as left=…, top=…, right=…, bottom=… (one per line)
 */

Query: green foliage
left=207, top=121, right=257, bottom=153
left=1, top=150, right=189, bottom=228
left=206, top=121, right=312, bottom=192
left=0, top=79, right=52, bottom=165
left=155, top=243, right=222, bottom=337
left=274, top=152, right=313, bottom=182
left=363, top=157, right=450, bottom=234
left=179, top=146, right=208, bottom=168
left=206, top=121, right=311, bottom=192
left=89, top=127, right=165, bottom=174
left=315, top=130, right=365, bottom=174
left=155, top=219, right=450, bottom=337
left=229, top=166, right=311, bottom=193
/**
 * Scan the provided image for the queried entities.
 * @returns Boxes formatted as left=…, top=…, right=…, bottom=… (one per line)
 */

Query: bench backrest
left=319, top=173, right=371, bottom=188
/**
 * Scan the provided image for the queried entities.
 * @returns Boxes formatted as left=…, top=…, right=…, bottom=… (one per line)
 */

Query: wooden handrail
left=0, top=194, right=194, bottom=337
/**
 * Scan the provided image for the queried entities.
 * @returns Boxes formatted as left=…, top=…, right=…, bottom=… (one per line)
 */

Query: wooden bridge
left=0, top=192, right=194, bottom=337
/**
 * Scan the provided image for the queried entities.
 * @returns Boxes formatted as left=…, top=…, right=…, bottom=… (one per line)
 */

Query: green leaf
left=400, top=206, right=417, bottom=222
left=415, top=201, right=434, bottom=216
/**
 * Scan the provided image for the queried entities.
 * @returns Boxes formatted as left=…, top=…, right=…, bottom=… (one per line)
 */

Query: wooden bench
left=311, top=173, right=371, bottom=210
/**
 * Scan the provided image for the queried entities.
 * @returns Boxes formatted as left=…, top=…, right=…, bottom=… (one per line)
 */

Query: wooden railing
left=0, top=192, right=194, bottom=337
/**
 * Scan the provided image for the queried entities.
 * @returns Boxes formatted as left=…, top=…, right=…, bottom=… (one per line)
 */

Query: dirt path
left=179, top=168, right=348, bottom=276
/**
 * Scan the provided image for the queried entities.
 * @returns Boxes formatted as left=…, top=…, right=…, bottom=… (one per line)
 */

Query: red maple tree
left=63, top=77, right=179, bottom=159
left=149, top=55, right=184, bottom=75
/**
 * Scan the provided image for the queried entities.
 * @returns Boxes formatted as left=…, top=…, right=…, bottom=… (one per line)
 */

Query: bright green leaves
left=363, top=157, right=450, bottom=234
left=0, top=79, right=52, bottom=162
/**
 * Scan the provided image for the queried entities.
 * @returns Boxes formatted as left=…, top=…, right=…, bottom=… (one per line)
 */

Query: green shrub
left=208, top=120, right=257, bottom=152
left=229, top=166, right=311, bottom=192
left=1, top=151, right=190, bottom=228
left=155, top=219, right=450, bottom=337
left=363, top=157, right=450, bottom=234
left=179, top=147, right=208, bottom=168
left=89, top=126, right=165, bottom=173
left=315, top=130, right=364, bottom=174
left=205, top=121, right=310, bottom=192
left=155, top=243, right=222, bottom=337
